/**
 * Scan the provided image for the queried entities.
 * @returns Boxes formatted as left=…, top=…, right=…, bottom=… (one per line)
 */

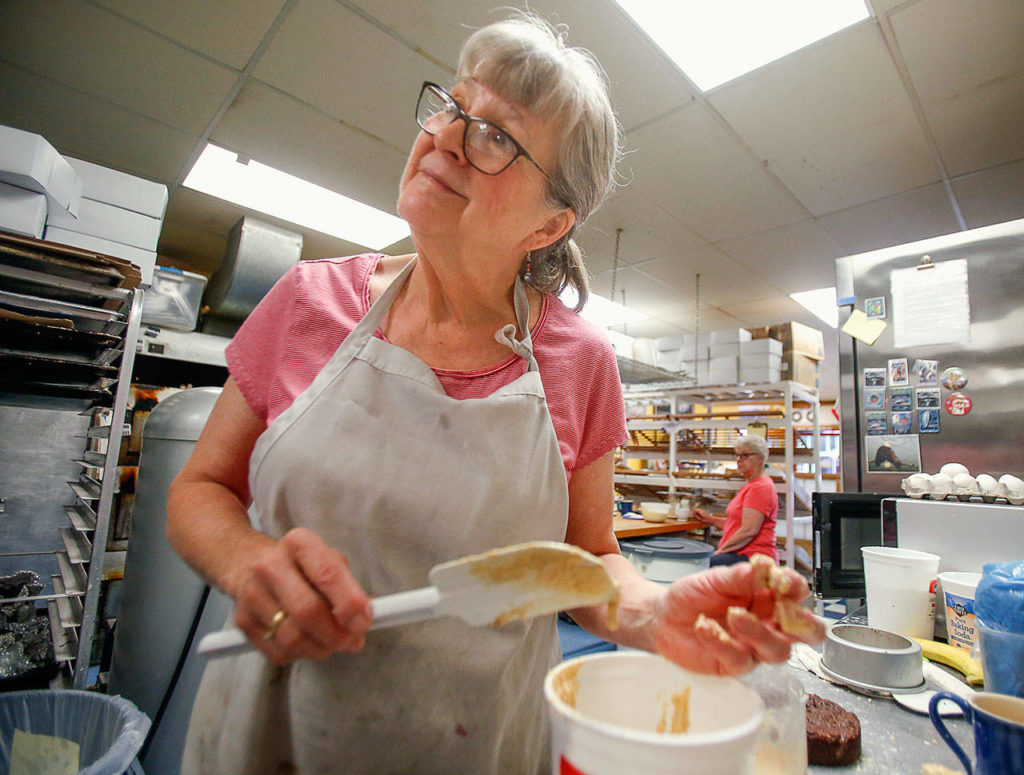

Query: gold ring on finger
left=264, top=609, right=288, bottom=640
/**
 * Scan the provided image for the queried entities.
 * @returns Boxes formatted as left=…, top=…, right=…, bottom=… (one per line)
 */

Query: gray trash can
left=0, top=689, right=149, bottom=774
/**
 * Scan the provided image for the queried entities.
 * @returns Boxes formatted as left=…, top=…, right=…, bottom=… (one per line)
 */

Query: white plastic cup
left=862, top=546, right=940, bottom=639
left=545, top=652, right=765, bottom=775
left=740, top=664, right=808, bottom=775
left=938, top=571, right=982, bottom=652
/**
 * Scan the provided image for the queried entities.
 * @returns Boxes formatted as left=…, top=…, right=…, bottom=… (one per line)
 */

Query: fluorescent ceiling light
left=613, top=0, right=870, bottom=91
left=183, top=144, right=409, bottom=250
left=560, top=287, right=649, bottom=328
left=791, top=286, right=838, bottom=328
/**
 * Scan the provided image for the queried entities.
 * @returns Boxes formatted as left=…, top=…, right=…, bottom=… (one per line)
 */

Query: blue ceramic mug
left=929, top=692, right=1024, bottom=774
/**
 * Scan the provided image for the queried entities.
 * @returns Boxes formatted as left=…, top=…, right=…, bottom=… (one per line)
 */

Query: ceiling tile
left=513, top=0, right=699, bottom=127
left=209, top=81, right=409, bottom=215
left=891, top=0, right=1024, bottom=104
left=252, top=0, right=450, bottom=151
left=633, top=244, right=776, bottom=307
left=819, top=182, right=962, bottom=254
left=717, top=295, right=825, bottom=330
left=951, top=159, right=1024, bottom=229
left=923, top=72, right=1024, bottom=177
left=717, top=220, right=846, bottom=293
left=0, top=0, right=238, bottom=135
left=708, top=22, right=939, bottom=216
left=577, top=192, right=708, bottom=271
left=92, top=0, right=288, bottom=70
left=0, top=63, right=198, bottom=185
left=891, top=0, right=1024, bottom=175
left=625, top=102, right=808, bottom=243
left=347, top=0, right=697, bottom=128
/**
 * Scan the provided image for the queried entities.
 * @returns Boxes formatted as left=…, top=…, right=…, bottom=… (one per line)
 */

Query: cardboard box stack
left=748, top=321, right=825, bottom=389
left=0, top=125, right=83, bottom=238
left=654, top=322, right=824, bottom=388
left=45, top=156, right=168, bottom=286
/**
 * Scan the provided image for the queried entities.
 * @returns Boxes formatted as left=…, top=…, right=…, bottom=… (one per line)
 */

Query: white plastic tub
left=862, top=546, right=940, bottom=639
left=545, top=652, right=765, bottom=775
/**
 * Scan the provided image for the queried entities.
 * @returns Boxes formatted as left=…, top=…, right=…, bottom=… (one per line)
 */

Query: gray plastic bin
left=0, top=690, right=150, bottom=774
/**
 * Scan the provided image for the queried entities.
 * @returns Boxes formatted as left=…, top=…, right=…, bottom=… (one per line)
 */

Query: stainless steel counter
left=787, top=662, right=973, bottom=773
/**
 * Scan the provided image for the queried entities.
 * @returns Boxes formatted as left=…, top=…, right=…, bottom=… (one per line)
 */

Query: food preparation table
left=788, top=657, right=974, bottom=773
left=612, top=514, right=705, bottom=539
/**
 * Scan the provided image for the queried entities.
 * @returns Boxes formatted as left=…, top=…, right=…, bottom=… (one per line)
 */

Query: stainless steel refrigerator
left=835, top=217, right=1024, bottom=494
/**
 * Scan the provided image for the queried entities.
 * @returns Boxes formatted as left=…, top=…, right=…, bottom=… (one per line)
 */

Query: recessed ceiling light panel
left=613, top=0, right=870, bottom=91
left=183, top=144, right=409, bottom=250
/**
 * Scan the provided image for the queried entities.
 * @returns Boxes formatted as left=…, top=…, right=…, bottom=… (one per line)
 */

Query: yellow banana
left=912, top=638, right=985, bottom=686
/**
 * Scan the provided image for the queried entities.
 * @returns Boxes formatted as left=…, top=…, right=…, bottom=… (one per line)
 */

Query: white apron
left=182, top=259, right=570, bottom=775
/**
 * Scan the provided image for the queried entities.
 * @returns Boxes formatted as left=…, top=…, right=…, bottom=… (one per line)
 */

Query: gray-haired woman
left=169, top=13, right=820, bottom=774
left=693, top=434, right=782, bottom=566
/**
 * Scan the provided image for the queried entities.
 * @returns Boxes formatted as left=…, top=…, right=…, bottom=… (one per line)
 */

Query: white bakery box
left=45, top=157, right=168, bottom=286
left=0, top=124, right=83, bottom=238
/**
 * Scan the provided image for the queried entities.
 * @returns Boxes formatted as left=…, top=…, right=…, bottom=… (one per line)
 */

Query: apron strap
left=494, top=274, right=539, bottom=371
left=366, top=255, right=540, bottom=373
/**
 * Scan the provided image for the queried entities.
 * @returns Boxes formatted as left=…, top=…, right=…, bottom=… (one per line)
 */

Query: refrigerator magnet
left=913, top=359, right=938, bottom=385
left=916, top=387, right=940, bottom=408
left=865, top=434, right=921, bottom=473
left=891, top=411, right=913, bottom=434
left=864, top=368, right=886, bottom=387
left=890, top=387, right=913, bottom=412
left=940, top=366, right=968, bottom=390
left=888, top=357, right=910, bottom=386
left=918, top=408, right=940, bottom=433
left=865, top=297, right=886, bottom=319
left=944, top=392, right=973, bottom=416
left=865, top=412, right=887, bottom=435
left=864, top=389, right=885, bottom=410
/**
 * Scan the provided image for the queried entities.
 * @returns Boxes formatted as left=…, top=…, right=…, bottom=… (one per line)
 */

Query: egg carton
left=902, top=464, right=1024, bottom=505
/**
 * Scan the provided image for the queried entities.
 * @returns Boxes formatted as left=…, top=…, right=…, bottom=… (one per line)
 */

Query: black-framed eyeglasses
left=415, top=81, right=551, bottom=179
left=735, top=452, right=756, bottom=460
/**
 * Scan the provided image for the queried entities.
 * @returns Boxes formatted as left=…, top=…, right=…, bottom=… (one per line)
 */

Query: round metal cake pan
left=821, top=623, right=925, bottom=694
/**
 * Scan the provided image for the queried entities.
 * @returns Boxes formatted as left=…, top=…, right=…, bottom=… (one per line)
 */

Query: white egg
left=940, top=463, right=970, bottom=478
left=1002, top=477, right=1024, bottom=505
left=929, top=473, right=953, bottom=498
left=952, top=473, right=979, bottom=496
left=998, top=474, right=1023, bottom=489
left=975, top=474, right=1001, bottom=497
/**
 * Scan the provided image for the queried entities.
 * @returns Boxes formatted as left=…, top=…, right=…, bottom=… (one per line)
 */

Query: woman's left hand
left=651, top=561, right=824, bottom=676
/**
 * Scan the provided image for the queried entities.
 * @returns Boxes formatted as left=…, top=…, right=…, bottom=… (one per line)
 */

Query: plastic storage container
left=545, top=652, right=765, bottom=775
left=619, top=537, right=714, bottom=584
left=0, top=689, right=150, bottom=774
left=862, top=546, right=940, bottom=639
left=140, top=266, right=207, bottom=331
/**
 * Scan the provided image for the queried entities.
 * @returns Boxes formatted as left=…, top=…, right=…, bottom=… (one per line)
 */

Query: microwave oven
left=814, top=494, right=1024, bottom=599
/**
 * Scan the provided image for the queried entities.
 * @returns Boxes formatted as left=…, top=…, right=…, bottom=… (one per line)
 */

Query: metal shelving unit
left=0, top=232, right=142, bottom=689
left=616, top=380, right=822, bottom=567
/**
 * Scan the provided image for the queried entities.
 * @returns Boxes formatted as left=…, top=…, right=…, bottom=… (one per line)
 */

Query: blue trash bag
left=975, top=560, right=1024, bottom=633
left=0, top=690, right=150, bottom=774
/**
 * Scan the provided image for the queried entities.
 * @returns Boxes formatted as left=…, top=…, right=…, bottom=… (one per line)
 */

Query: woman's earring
left=523, top=252, right=532, bottom=283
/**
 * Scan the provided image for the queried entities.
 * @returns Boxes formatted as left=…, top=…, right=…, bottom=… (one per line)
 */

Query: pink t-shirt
left=227, top=254, right=628, bottom=477
left=720, top=475, right=779, bottom=560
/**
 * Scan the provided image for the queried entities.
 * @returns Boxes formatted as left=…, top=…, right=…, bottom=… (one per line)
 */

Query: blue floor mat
left=558, top=618, right=616, bottom=659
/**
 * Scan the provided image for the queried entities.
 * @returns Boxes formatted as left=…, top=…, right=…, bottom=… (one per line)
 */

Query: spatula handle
left=197, top=586, right=441, bottom=659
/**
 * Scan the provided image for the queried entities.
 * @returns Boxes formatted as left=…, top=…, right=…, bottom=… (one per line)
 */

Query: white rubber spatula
left=197, top=540, right=618, bottom=659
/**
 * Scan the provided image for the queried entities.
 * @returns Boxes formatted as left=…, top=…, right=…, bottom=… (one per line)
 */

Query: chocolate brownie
left=806, top=693, right=861, bottom=766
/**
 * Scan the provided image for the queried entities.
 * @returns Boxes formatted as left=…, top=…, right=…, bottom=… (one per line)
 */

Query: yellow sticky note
left=10, top=729, right=80, bottom=775
left=841, top=309, right=887, bottom=345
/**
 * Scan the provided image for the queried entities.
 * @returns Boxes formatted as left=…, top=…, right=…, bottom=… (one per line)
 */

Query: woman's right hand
left=691, top=507, right=711, bottom=523
left=229, top=527, right=373, bottom=665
